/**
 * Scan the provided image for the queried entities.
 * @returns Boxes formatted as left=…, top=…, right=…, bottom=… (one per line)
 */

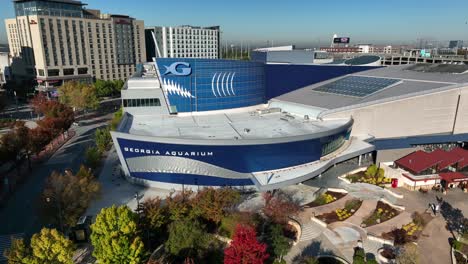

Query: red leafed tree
left=30, top=94, right=74, bottom=132
left=224, top=224, right=269, bottom=264
left=262, top=191, right=301, bottom=224
left=28, top=126, right=52, bottom=154
left=30, top=93, right=49, bottom=114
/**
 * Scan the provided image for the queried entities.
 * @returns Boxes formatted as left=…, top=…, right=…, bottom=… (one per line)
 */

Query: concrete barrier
left=338, top=176, right=352, bottom=184
left=368, top=235, right=394, bottom=246
left=287, top=219, right=302, bottom=246
left=379, top=198, right=406, bottom=211
left=383, top=188, right=404, bottom=199
left=311, top=217, right=328, bottom=228
left=327, top=187, right=348, bottom=194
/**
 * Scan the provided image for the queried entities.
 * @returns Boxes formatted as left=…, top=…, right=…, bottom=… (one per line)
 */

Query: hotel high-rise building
left=5, top=0, right=146, bottom=91
left=145, top=25, right=220, bottom=60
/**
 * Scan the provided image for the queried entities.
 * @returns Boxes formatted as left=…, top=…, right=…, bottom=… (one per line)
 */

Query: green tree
left=112, top=80, right=124, bottom=93
left=94, top=79, right=114, bottom=98
left=353, top=247, right=366, bottom=264
left=165, top=219, right=208, bottom=259
left=95, top=127, right=112, bottom=152
left=29, top=228, right=74, bottom=264
left=42, top=166, right=101, bottom=228
left=84, top=146, right=102, bottom=170
left=58, top=81, right=99, bottom=111
left=110, top=107, right=123, bottom=130
left=90, top=205, right=146, bottom=264
left=266, top=224, right=291, bottom=262
left=3, top=237, right=30, bottom=264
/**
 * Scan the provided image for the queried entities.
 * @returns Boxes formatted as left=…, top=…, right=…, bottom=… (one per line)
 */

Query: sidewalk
left=86, top=147, right=171, bottom=216
left=346, top=199, right=377, bottom=226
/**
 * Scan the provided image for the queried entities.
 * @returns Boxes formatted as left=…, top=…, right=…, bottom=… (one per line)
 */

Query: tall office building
left=449, top=40, right=463, bottom=49
left=145, top=25, right=220, bottom=60
left=5, top=0, right=146, bottom=91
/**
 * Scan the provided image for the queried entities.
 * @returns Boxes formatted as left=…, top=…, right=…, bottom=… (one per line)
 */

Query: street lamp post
left=46, top=195, right=64, bottom=233
left=134, top=192, right=140, bottom=211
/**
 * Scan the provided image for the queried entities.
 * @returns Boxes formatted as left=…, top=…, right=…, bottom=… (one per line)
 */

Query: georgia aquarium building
left=111, top=58, right=381, bottom=191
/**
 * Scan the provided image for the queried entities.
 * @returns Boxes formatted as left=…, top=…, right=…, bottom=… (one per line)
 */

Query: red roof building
left=439, top=172, right=468, bottom=184
left=394, top=150, right=441, bottom=175
left=449, top=147, right=468, bottom=169
left=394, top=148, right=468, bottom=175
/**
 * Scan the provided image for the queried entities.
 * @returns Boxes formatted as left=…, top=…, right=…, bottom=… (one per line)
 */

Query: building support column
left=358, top=154, right=362, bottom=166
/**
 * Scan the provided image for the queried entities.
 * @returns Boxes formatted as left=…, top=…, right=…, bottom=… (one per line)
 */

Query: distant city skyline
left=1, top=0, right=468, bottom=48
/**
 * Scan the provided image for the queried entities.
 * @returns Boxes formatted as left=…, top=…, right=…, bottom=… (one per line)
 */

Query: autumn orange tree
left=42, top=165, right=101, bottom=228
left=58, top=81, right=99, bottom=111
left=165, top=189, right=194, bottom=221
left=191, top=187, right=241, bottom=224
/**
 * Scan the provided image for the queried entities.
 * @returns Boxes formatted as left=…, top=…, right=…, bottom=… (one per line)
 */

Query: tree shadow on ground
left=440, top=200, right=468, bottom=237
left=292, top=240, right=335, bottom=263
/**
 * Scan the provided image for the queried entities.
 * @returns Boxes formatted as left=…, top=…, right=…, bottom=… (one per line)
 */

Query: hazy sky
left=1, top=0, right=468, bottom=47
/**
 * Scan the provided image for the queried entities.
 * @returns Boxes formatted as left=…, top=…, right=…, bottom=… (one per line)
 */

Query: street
left=0, top=113, right=112, bottom=237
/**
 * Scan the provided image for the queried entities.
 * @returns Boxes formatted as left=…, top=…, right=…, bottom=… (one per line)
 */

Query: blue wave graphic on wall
left=211, top=72, right=236, bottom=97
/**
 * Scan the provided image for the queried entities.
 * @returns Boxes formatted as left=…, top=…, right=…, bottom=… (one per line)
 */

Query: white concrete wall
left=323, top=87, right=466, bottom=138
left=453, top=85, right=468, bottom=134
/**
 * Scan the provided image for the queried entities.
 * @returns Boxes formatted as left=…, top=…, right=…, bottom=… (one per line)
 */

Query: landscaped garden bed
left=453, top=240, right=468, bottom=260
left=454, top=251, right=467, bottom=263
left=305, top=191, right=347, bottom=207
left=379, top=247, right=396, bottom=260
left=361, top=201, right=400, bottom=227
left=316, top=199, right=362, bottom=224
left=381, top=212, right=432, bottom=244
left=346, top=164, right=392, bottom=186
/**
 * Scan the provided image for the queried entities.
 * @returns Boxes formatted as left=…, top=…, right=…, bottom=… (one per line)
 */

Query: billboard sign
left=333, top=37, right=350, bottom=44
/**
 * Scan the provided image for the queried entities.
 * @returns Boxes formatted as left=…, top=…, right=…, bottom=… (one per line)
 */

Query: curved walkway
left=346, top=199, right=377, bottom=226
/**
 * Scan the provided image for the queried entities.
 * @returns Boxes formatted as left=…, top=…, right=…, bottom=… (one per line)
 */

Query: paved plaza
left=287, top=175, right=468, bottom=264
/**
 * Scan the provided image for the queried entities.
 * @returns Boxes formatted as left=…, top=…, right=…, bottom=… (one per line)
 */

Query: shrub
left=110, top=107, right=123, bottom=130
left=391, top=228, right=408, bottom=245
left=85, top=146, right=102, bottom=170
left=453, top=240, right=463, bottom=251
left=412, top=212, right=427, bottom=227
left=219, top=211, right=257, bottom=238
left=95, top=127, right=112, bottom=152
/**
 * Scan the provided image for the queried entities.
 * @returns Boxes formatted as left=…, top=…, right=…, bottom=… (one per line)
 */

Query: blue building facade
left=115, top=123, right=351, bottom=187
left=156, top=58, right=265, bottom=112
left=155, top=58, right=379, bottom=113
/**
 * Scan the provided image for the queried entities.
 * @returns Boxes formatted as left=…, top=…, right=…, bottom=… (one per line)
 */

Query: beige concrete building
left=5, top=0, right=146, bottom=91
left=145, top=25, right=220, bottom=60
